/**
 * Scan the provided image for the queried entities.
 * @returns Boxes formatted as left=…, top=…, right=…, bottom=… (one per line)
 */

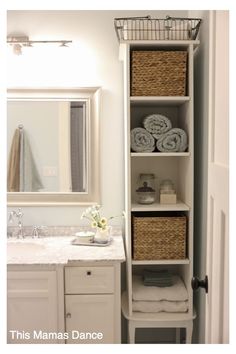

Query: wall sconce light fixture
left=7, top=36, right=72, bottom=55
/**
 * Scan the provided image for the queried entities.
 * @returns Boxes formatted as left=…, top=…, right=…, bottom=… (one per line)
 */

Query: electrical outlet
left=43, top=166, right=57, bottom=177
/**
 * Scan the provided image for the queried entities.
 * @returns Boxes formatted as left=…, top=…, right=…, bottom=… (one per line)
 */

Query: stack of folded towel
left=143, top=269, right=173, bottom=287
left=132, top=273, right=188, bottom=313
left=131, top=114, right=188, bottom=153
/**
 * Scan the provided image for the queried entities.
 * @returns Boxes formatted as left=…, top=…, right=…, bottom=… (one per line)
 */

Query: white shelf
left=131, top=152, right=190, bottom=157
left=130, top=96, right=190, bottom=106
left=128, top=39, right=200, bottom=47
left=131, top=201, right=190, bottom=212
left=120, top=41, right=195, bottom=332
left=132, top=259, right=190, bottom=265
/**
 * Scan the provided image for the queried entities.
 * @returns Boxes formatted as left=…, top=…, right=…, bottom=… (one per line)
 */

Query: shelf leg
left=186, top=321, right=193, bottom=344
left=128, top=321, right=135, bottom=344
left=176, top=328, right=181, bottom=343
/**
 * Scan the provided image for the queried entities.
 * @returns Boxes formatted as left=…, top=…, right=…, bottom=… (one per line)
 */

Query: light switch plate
left=43, top=166, right=57, bottom=177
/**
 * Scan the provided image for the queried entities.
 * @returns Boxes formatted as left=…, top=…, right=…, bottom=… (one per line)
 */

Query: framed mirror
left=7, top=87, right=100, bottom=205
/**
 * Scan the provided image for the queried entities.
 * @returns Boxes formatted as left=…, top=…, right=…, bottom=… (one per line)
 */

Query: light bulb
left=13, top=43, right=22, bottom=55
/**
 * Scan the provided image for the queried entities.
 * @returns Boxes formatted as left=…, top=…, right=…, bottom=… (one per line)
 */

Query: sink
left=7, top=236, right=73, bottom=264
left=7, top=241, right=45, bottom=257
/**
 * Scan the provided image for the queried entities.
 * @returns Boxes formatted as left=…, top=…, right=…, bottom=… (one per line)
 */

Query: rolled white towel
left=156, top=128, right=188, bottom=152
left=131, top=127, right=155, bottom=152
left=143, top=114, right=172, bottom=138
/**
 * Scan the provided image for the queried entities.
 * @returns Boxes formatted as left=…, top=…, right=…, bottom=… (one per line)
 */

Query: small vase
left=94, top=227, right=110, bottom=244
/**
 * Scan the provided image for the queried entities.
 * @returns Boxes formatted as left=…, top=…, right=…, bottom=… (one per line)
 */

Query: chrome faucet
left=8, top=208, right=24, bottom=238
left=17, top=208, right=24, bottom=238
left=7, top=211, right=15, bottom=237
left=32, top=225, right=47, bottom=238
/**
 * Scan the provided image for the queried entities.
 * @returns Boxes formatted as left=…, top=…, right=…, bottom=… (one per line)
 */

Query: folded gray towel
left=131, top=127, right=155, bottom=152
left=133, top=275, right=188, bottom=301
left=143, top=269, right=173, bottom=287
left=143, top=280, right=173, bottom=287
left=143, top=114, right=172, bottom=138
left=156, top=128, right=188, bottom=152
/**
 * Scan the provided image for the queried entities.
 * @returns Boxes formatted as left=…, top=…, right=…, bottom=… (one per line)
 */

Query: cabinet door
left=7, top=271, right=58, bottom=344
left=65, top=294, right=114, bottom=344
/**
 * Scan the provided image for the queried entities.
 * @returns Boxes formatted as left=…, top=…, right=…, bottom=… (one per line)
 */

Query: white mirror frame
left=7, top=87, right=101, bottom=206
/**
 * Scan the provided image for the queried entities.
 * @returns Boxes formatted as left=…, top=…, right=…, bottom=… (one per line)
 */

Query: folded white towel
left=133, top=300, right=188, bottom=313
left=132, top=275, right=188, bottom=302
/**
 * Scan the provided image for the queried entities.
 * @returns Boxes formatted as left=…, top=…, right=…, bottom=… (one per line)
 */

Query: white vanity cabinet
left=64, top=264, right=121, bottom=344
left=7, top=233, right=125, bottom=344
left=7, top=270, right=59, bottom=344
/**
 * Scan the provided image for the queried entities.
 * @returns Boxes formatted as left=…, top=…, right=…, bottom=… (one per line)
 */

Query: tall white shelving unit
left=120, top=40, right=199, bottom=344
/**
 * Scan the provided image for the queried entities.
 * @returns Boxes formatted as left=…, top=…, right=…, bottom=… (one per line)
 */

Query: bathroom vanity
left=7, top=229, right=125, bottom=344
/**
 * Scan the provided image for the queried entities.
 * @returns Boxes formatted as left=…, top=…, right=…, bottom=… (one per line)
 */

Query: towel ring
left=18, top=124, right=24, bottom=129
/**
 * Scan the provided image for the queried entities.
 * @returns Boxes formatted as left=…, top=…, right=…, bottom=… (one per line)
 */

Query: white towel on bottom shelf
left=132, top=300, right=188, bottom=313
left=132, top=275, right=188, bottom=302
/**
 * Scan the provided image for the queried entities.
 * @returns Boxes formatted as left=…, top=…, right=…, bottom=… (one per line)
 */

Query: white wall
left=7, top=10, right=188, bottom=227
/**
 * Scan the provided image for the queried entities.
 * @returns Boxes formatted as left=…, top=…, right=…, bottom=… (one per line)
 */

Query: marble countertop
left=7, top=227, right=125, bottom=265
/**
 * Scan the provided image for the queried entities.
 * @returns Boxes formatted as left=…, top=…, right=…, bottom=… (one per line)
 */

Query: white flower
left=82, top=204, right=124, bottom=230
left=91, top=210, right=98, bottom=217
left=86, top=207, right=92, bottom=214
left=91, top=221, right=97, bottom=228
left=100, top=217, right=107, bottom=226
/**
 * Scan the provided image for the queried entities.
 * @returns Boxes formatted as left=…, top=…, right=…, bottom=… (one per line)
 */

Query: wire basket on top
left=114, top=16, right=201, bottom=42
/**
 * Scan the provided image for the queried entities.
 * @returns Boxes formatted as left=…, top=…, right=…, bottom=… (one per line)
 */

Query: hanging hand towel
left=131, top=127, right=155, bottom=152
left=7, top=129, right=21, bottom=192
left=20, top=130, right=44, bottom=192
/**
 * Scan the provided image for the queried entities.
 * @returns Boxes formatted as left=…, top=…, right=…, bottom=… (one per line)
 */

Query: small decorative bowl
left=75, top=231, right=95, bottom=243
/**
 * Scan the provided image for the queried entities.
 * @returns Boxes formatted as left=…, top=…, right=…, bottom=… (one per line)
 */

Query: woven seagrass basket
left=131, top=50, right=187, bottom=96
left=132, top=214, right=187, bottom=260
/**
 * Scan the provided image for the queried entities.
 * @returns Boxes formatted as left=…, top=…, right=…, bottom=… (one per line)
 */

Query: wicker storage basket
left=131, top=50, right=187, bottom=96
left=132, top=214, right=187, bottom=260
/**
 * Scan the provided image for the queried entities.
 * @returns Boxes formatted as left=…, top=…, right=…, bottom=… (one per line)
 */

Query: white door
left=65, top=294, right=114, bottom=344
left=205, top=10, right=229, bottom=343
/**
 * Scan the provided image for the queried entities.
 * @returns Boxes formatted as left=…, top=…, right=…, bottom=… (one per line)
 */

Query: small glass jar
left=136, top=173, right=156, bottom=204
left=160, top=179, right=175, bottom=193
left=160, top=179, right=177, bottom=204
